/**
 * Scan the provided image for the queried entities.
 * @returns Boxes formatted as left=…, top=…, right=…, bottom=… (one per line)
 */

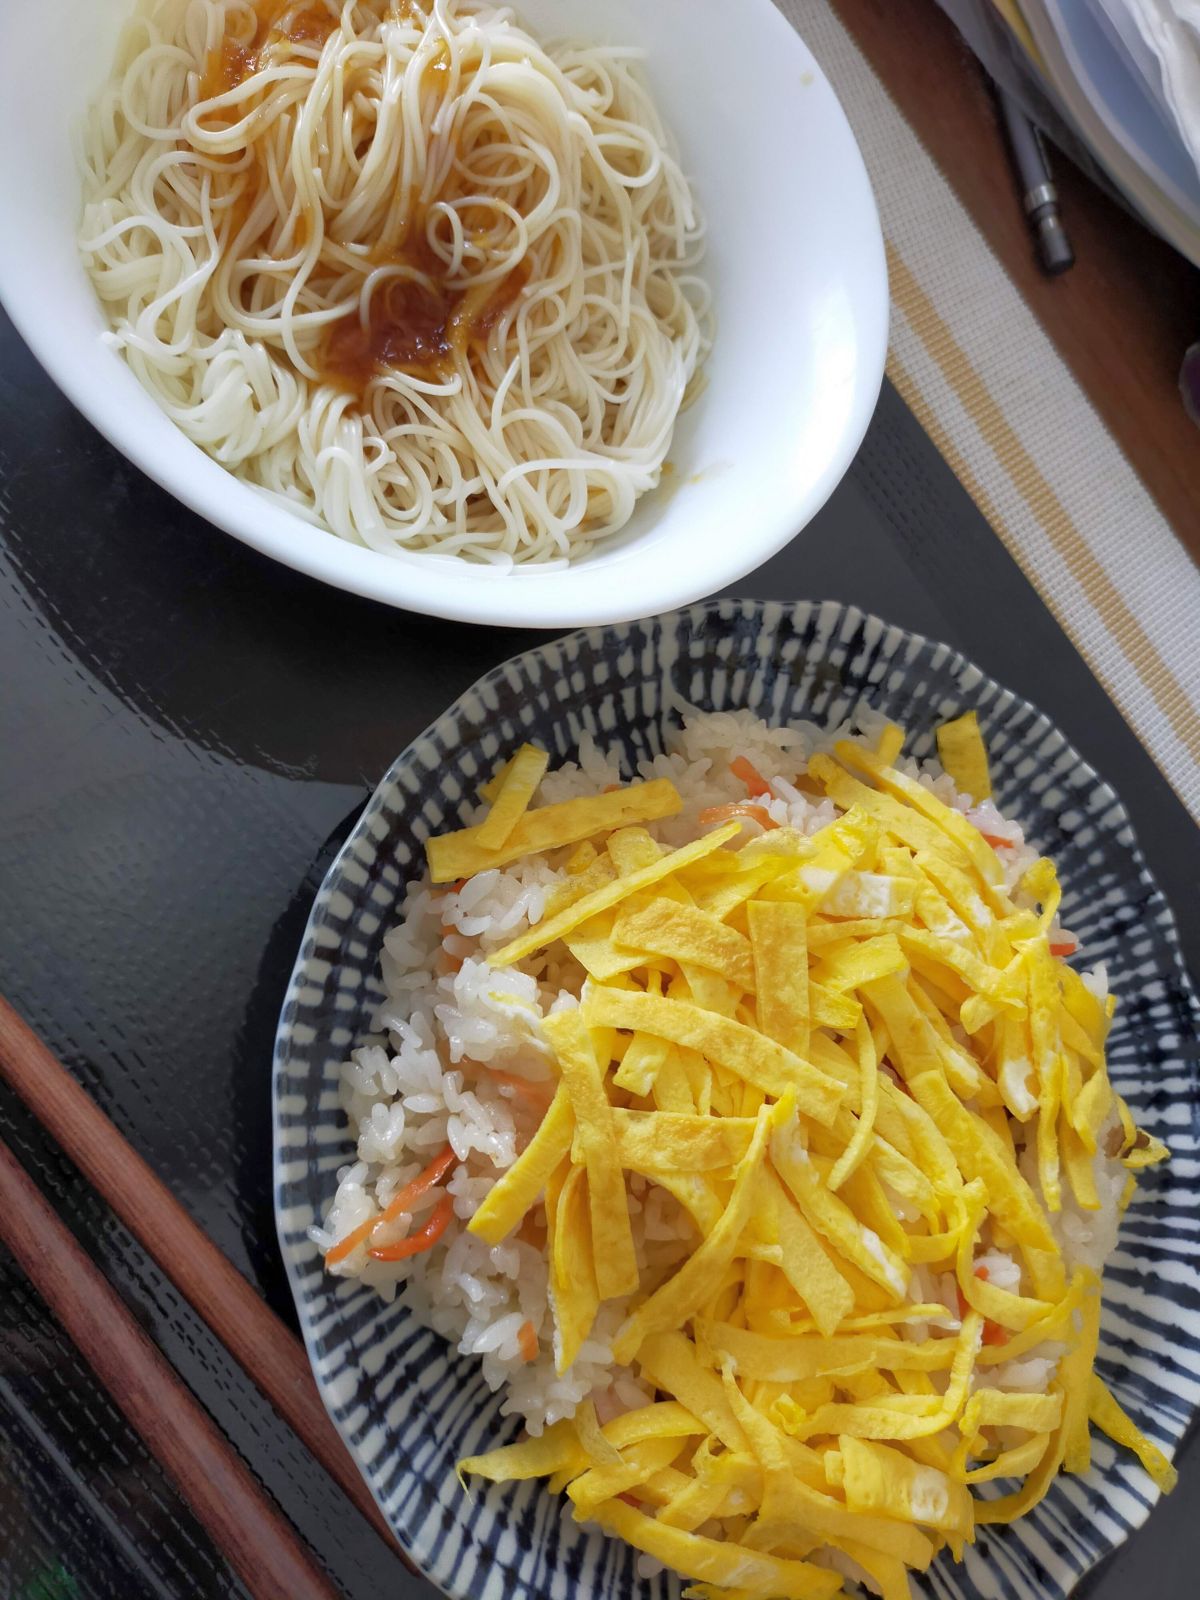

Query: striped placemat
left=777, top=0, right=1200, bottom=823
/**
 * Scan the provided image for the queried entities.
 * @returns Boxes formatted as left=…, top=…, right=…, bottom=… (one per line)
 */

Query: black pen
left=996, top=85, right=1075, bottom=276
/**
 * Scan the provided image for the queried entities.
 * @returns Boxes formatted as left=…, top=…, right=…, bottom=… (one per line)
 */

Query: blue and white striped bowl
left=273, top=599, right=1199, bottom=1600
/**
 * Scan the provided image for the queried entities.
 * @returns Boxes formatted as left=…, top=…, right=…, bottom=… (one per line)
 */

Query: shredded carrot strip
left=369, top=1194, right=454, bottom=1262
left=490, top=1070, right=553, bottom=1105
left=696, top=802, right=777, bottom=830
left=325, top=1144, right=457, bottom=1265
left=979, top=832, right=1012, bottom=848
left=1049, top=940, right=1077, bottom=958
left=730, top=756, right=771, bottom=798
left=325, top=1218, right=380, bottom=1268
left=517, top=1320, right=539, bottom=1362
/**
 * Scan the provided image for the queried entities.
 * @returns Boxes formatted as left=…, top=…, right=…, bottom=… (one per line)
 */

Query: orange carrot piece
left=368, top=1194, right=454, bottom=1262
left=696, top=802, right=778, bottom=830
left=1049, top=940, right=1077, bottom=958
left=490, top=1071, right=553, bottom=1105
left=325, top=1144, right=457, bottom=1265
left=517, top=1320, right=539, bottom=1362
left=325, top=1216, right=382, bottom=1268
left=730, top=756, right=771, bottom=798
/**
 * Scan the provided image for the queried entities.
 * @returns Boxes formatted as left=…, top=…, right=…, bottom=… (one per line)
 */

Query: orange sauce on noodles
left=192, top=0, right=528, bottom=400
left=316, top=253, right=530, bottom=391
left=199, top=1, right=340, bottom=100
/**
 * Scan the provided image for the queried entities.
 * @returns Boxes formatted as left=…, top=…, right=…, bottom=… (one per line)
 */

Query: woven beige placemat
left=777, top=0, right=1200, bottom=823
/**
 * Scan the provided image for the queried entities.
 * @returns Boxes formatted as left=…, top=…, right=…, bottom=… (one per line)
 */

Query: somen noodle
left=79, top=0, right=709, bottom=565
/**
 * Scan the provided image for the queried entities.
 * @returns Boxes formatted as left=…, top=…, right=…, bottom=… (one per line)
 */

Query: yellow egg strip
left=806, top=916, right=908, bottom=947
left=699, top=1321, right=959, bottom=1382
left=607, top=825, right=666, bottom=874
left=541, top=853, right=617, bottom=918
left=826, top=1018, right=879, bottom=1191
left=578, top=1496, right=844, bottom=1600
left=906, top=1069, right=1063, bottom=1287
left=656, top=1466, right=742, bottom=1532
left=935, top=710, right=992, bottom=802
left=1027, top=941, right=1064, bottom=1213
left=582, top=987, right=845, bottom=1124
left=467, top=1081, right=574, bottom=1245
left=721, top=1377, right=939, bottom=1570
left=771, top=1120, right=908, bottom=1300
left=427, top=777, right=683, bottom=881
left=562, top=916, right=652, bottom=981
left=963, top=1388, right=1062, bottom=1434
left=781, top=1312, right=984, bottom=1444
left=815, top=932, right=907, bottom=993
left=649, top=1048, right=699, bottom=1115
left=600, top=1400, right=706, bottom=1450
left=457, top=1417, right=582, bottom=1483
left=611, top=1109, right=758, bottom=1174
left=1061, top=1269, right=1103, bottom=1475
left=746, top=900, right=810, bottom=1055
left=1069, top=1063, right=1113, bottom=1148
left=571, top=1396, right=622, bottom=1466
left=611, top=1031, right=670, bottom=1096
left=488, top=820, right=740, bottom=965
left=613, top=898, right=756, bottom=989
left=833, top=740, right=1005, bottom=895
left=808, top=755, right=967, bottom=863
left=754, top=1168, right=856, bottom=1336
left=1088, top=1376, right=1178, bottom=1493
left=972, top=1423, right=1064, bottom=1525
left=636, top=1330, right=751, bottom=1453
left=962, top=1433, right=1052, bottom=1484
left=1062, top=1121, right=1102, bottom=1210
left=899, top=927, right=1024, bottom=1011
left=548, top=1161, right=599, bottom=1373
left=474, top=742, right=550, bottom=849
left=820, top=870, right=917, bottom=920
left=952, top=1182, right=1056, bottom=1332
left=542, top=1009, right=639, bottom=1302
left=612, top=1103, right=777, bottom=1365
left=567, top=1435, right=684, bottom=1517
left=836, top=1435, right=974, bottom=1536
left=686, top=853, right=799, bottom=918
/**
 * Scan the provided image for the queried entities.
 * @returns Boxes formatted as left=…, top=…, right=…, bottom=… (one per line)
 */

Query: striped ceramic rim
left=273, top=598, right=1200, bottom=1600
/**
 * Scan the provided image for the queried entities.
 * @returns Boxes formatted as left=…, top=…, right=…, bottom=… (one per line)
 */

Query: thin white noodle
left=80, top=0, right=710, bottom=563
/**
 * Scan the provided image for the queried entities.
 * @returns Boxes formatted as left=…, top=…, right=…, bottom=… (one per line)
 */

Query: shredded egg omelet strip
left=447, top=722, right=1173, bottom=1599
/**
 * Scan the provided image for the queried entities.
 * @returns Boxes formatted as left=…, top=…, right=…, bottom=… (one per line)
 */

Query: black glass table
left=1, top=305, right=1196, bottom=1600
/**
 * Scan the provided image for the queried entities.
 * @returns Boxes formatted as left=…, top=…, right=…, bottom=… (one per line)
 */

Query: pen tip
left=1035, top=213, right=1074, bottom=276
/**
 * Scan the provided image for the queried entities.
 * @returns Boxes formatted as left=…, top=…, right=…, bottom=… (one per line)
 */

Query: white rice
left=312, top=706, right=1114, bottom=1431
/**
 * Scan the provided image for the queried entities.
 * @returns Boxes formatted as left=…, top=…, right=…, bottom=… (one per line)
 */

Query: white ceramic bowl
left=0, top=0, right=888, bottom=628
